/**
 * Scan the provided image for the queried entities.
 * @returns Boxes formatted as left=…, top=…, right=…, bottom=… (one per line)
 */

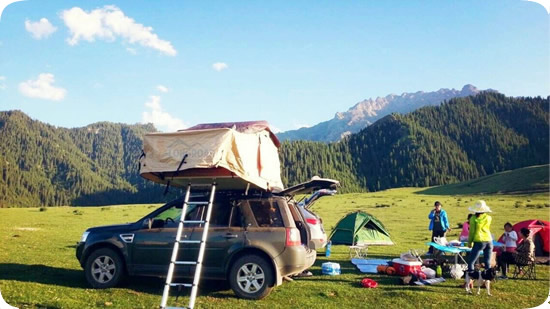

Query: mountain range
left=0, top=91, right=547, bottom=207
left=277, top=84, right=494, bottom=142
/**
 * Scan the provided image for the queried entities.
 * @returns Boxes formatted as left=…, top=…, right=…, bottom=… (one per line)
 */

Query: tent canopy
left=498, top=219, right=550, bottom=255
left=329, top=211, right=394, bottom=246
left=139, top=121, right=284, bottom=192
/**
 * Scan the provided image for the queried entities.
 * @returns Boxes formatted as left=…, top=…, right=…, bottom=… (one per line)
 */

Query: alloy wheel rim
left=236, top=262, right=265, bottom=293
left=91, top=255, right=116, bottom=283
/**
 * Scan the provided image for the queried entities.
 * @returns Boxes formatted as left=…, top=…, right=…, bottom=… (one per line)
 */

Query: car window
left=249, top=200, right=284, bottom=227
left=229, top=205, right=243, bottom=227
left=209, top=200, right=232, bottom=227
left=152, top=197, right=233, bottom=228
left=153, top=203, right=199, bottom=227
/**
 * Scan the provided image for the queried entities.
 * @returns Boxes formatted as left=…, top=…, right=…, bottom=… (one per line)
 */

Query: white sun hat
left=468, top=200, right=492, bottom=213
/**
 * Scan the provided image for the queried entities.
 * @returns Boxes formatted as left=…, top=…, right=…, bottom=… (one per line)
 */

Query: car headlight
left=80, top=231, right=90, bottom=243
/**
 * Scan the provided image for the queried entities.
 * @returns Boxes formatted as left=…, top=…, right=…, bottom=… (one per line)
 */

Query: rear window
left=249, top=200, right=284, bottom=227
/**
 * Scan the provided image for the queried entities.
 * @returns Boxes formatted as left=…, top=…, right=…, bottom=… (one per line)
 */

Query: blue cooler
left=321, top=262, right=341, bottom=275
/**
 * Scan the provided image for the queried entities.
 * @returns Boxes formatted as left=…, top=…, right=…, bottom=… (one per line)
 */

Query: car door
left=131, top=202, right=197, bottom=277
left=187, top=199, right=244, bottom=279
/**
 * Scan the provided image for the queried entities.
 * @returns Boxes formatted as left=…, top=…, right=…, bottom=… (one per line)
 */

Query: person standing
left=428, top=201, right=450, bottom=253
left=467, top=200, right=493, bottom=272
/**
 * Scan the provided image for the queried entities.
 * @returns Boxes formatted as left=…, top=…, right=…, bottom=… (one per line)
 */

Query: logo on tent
left=164, top=140, right=213, bottom=160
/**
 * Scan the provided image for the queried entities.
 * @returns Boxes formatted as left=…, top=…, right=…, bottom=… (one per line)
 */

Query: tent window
left=249, top=200, right=283, bottom=227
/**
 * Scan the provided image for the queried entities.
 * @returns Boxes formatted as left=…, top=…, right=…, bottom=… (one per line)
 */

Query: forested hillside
left=1, top=92, right=548, bottom=207
left=281, top=93, right=549, bottom=191
left=0, top=111, right=167, bottom=207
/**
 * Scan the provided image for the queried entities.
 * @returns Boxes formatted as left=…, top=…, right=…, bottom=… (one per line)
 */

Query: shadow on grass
left=0, top=263, right=232, bottom=298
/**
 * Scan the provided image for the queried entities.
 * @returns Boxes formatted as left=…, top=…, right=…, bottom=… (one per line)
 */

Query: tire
left=84, top=248, right=125, bottom=289
left=228, top=255, right=274, bottom=300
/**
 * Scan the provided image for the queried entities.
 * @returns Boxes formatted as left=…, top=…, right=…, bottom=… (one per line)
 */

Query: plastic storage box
left=322, top=262, right=341, bottom=275
left=392, top=258, right=422, bottom=276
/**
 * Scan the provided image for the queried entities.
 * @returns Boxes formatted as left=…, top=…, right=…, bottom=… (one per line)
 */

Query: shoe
left=294, top=271, right=313, bottom=278
left=498, top=275, right=508, bottom=280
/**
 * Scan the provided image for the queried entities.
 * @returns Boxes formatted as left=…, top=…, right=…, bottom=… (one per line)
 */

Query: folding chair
left=512, top=260, right=536, bottom=279
left=349, top=244, right=368, bottom=259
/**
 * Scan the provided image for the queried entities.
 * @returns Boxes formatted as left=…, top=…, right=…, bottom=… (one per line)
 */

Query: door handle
left=223, top=234, right=238, bottom=239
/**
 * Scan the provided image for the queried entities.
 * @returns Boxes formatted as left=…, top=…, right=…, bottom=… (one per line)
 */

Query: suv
left=76, top=188, right=318, bottom=299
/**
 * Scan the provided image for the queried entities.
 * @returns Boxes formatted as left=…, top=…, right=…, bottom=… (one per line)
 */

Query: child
left=503, top=222, right=518, bottom=253
left=459, top=214, right=472, bottom=243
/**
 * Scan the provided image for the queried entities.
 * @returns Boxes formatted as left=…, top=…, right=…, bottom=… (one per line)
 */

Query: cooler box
left=392, top=258, right=422, bottom=276
left=321, top=262, right=341, bottom=275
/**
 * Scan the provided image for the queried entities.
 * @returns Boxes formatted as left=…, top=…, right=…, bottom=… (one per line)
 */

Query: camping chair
left=349, top=244, right=369, bottom=259
left=512, top=260, right=536, bottom=279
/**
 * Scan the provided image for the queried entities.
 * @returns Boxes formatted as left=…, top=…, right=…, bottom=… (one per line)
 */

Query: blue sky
left=0, top=0, right=548, bottom=132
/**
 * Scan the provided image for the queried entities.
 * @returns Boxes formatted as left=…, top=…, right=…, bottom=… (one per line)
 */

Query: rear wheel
left=229, top=255, right=274, bottom=299
left=84, top=248, right=125, bottom=288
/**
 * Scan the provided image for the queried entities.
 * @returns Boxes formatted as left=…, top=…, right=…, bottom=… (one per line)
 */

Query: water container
left=322, top=262, right=341, bottom=275
left=436, top=265, right=442, bottom=277
left=325, top=241, right=332, bottom=257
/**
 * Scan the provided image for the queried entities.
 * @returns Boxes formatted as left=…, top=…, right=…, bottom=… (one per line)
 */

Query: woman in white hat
left=467, top=200, right=493, bottom=272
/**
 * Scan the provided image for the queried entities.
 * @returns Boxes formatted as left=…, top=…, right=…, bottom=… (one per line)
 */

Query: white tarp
left=140, top=123, right=283, bottom=192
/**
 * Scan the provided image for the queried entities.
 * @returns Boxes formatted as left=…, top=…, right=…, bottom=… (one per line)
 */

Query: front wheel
left=84, top=248, right=125, bottom=289
left=229, top=255, right=274, bottom=299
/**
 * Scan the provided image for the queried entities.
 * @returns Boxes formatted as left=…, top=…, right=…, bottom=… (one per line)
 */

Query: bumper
left=76, top=242, right=85, bottom=266
left=275, top=245, right=317, bottom=277
left=310, top=238, right=327, bottom=250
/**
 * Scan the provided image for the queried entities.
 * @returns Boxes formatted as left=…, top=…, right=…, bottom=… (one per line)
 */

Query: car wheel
left=229, top=255, right=274, bottom=299
left=84, top=248, right=124, bottom=289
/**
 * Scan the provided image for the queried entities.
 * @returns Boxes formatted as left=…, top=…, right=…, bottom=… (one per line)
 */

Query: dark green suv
left=76, top=190, right=317, bottom=299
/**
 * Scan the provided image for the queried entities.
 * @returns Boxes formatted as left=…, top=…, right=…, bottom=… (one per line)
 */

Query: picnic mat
left=351, top=258, right=390, bottom=273
left=413, top=277, right=446, bottom=285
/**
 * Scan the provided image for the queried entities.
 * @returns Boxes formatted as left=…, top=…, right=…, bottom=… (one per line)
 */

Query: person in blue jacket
left=428, top=201, right=451, bottom=253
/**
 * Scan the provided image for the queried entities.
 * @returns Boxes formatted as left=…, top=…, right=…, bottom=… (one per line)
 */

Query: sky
left=0, top=0, right=548, bottom=132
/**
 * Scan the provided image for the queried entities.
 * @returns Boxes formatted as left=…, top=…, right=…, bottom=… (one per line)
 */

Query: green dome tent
left=329, top=211, right=394, bottom=245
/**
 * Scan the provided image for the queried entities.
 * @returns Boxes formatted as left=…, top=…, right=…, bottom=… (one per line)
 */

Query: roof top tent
left=139, top=120, right=284, bottom=192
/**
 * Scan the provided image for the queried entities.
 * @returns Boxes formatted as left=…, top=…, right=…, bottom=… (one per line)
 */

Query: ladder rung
left=182, top=220, right=206, bottom=224
left=173, top=261, right=198, bottom=265
left=168, top=283, right=194, bottom=288
left=177, top=240, right=202, bottom=244
left=186, top=201, right=209, bottom=205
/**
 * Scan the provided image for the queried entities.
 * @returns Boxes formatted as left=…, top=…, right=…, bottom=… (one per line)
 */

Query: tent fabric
left=140, top=122, right=284, bottom=192
left=329, top=211, right=394, bottom=246
left=497, top=219, right=550, bottom=255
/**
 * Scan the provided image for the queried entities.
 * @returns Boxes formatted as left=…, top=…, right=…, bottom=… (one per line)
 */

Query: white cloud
left=0, top=76, right=6, bottom=90
left=212, top=62, right=228, bottom=71
left=18, top=73, right=66, bottom=101
left=156, top=85, right=168, bottom=93
left=25, top=18, right=57, bottom=39
left=295, top=123, right=311, bottom=129
left=142, top=96, right=185, bottom=131
left=60, top=5, right=177, bottom=56
left=126, top=47, right=137, bottom=54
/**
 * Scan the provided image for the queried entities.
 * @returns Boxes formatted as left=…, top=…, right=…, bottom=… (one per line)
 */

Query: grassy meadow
left=0, top=187, right=549, bottom=308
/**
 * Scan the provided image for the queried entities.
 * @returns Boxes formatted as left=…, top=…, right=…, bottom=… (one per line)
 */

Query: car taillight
left=286, top=227, right=301, bottom=246
left=306, top=218, right=318, bottom=225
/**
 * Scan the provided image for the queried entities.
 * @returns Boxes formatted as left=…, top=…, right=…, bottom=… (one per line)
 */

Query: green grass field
left=419, top=164, right=549, bottom=195
left=0, top=187, right=549, bottom=308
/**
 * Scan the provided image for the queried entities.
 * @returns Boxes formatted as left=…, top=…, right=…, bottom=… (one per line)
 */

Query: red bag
left=361, top=278, right=378, bottom=288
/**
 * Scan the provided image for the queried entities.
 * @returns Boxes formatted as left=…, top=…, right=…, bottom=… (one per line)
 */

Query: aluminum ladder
left=160, top=182, right=216, bottom=309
